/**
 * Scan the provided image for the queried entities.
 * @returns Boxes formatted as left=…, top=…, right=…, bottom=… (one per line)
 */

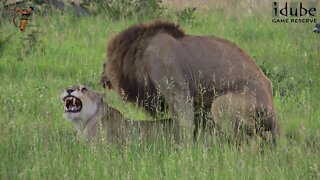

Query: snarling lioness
left=61, top=85, right=177, bottom=142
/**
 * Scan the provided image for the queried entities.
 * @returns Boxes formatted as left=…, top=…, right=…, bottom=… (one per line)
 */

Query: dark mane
left=108, top=20, right=184, bottom=54
left=107, top=20, right=184, bottom=58
left=104, top=21, right=185, bottom=104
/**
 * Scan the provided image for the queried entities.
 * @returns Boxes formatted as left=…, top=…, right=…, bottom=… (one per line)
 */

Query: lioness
left=61, top=85, right=177, bottom=142
left=210, top=93, right=258, bottom=142
left=100, top=20, right=280, bottom=143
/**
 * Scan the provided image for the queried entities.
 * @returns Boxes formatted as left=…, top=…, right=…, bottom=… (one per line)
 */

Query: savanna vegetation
left=0, top=0, right=319, bottom=179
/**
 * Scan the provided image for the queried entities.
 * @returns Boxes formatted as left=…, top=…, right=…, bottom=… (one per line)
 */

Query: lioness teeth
left=62, top=95, right=82, bottom=113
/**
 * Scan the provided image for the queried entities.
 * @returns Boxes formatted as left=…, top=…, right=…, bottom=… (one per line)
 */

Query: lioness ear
left=98, top=92, right=106, bottom=102
left=106, top=81, right=112, bottom=90
left=100, top=74, right=112, bottom=90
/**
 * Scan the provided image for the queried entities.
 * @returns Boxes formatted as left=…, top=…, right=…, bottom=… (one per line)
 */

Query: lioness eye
left=81, top=87, right=87, bottom=92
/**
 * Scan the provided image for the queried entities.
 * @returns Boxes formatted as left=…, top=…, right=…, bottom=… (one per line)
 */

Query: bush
left=177, top=7, right=196, bottom=25
left=258, top=61, right=313, bottom=97
left=92, top=0, right=167, bottom=20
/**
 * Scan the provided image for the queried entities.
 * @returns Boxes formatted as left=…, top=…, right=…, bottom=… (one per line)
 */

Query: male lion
left=100, top=20, right=280, bottom=142
left=61, top=85, right=177, bottom=142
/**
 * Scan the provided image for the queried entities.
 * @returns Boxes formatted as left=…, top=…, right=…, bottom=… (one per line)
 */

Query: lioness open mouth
left=63, top=96, right=82, bottom=113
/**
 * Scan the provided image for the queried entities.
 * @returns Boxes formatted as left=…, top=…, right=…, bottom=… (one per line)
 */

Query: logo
left=272, top=2, right=317, bottom=23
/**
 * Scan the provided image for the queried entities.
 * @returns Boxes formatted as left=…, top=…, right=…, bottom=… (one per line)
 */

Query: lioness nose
left=66, top=89, right=74, bottom=94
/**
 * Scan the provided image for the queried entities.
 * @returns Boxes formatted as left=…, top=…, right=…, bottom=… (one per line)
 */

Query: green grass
left=0, top=7, right=320, bottom=179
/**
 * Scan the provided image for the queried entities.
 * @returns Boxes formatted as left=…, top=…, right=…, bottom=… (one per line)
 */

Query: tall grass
left=0, top=3, right=320, bottom=179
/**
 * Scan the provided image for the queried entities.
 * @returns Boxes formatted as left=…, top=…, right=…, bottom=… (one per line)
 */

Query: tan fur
left=101, top=20, right=280, bottom=142
left=61, top=85, right=177, bottom=142
left=210, top=92, right=278, bottom=144
left=210, top=93, right=256, bottom=140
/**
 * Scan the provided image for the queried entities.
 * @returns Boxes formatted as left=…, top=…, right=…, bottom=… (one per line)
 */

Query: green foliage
left=18, top=29, right=44, bottom=61
left=91, top=0, right=167, bottom=20
left=0, top=33, right=13, bottom=60
left=259, top=61, right=313, bottom=97
left=177, top=7, right=196, bottom=25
